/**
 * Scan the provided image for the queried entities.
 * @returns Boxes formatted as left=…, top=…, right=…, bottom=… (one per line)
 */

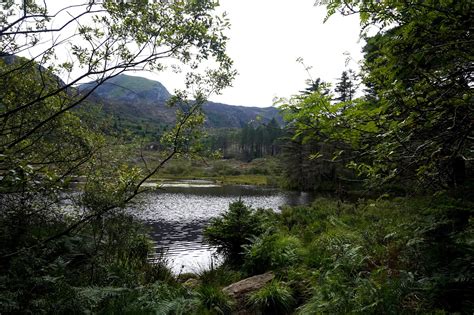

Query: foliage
left=271, top=12, right=473, bottom=313
left=239, top=119, right=284, bottom=161
left=334, top=69, right=357, bottom=103
left=282, top=197, right=473, bottom=313
left=201, top=194, right=472, bottom=314
left=0, top=0, right=234, bottom=313
left=0, top=211, right=177, bottom=313
left=204, top=118, right=284, bottom=161
left=204, top=196, right=473, bottom=314
left=197, top=285, right=235, bottom=315
left=90, top=282, right=199, bottom=314
left=197, top=264, right=243, bottom=288
left=299, top=77, right=330, bottom=96
left=243, top=232, right=302, bottom=275
left=204, top=200, right=272, bottom=264
left=279, top=1, right=473, bottom=191
left=278, top=87, right=357, bottom=191
left=247, top=280, right=295, bottom=315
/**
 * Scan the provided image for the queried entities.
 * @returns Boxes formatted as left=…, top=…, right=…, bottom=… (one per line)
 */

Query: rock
left=223, top=272, right=275, bottom=313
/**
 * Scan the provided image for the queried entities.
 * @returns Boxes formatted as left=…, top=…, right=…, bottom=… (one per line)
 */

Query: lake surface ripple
left=133, top=182, right=314, bottom=273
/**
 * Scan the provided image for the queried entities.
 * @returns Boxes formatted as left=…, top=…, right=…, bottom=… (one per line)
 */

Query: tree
left=314, top=0, right=473, bottom=190
left=204, top=200, right=266, bottom=264
left=278, top=82, right=355, bottom=191
left=0, top=0, right=234, bottom=312
left=300, top=77, right=330, bottom=96
left=266, top=118, right=283, bottom=156
left=334, top=69, right=357, bottom=102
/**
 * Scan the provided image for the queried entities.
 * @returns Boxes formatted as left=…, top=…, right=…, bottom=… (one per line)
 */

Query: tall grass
left=204, top=196, right=474, bottom=314
left=247, top=280, right=295, bottom=315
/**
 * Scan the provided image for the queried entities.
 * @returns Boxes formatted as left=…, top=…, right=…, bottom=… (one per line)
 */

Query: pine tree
left=334, top=70, right=357, bottom=102
left=300, top=78, right=330, bottom=96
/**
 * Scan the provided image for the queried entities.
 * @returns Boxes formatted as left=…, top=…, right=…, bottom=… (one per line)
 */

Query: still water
left=133, top=180, right=314, bottom=273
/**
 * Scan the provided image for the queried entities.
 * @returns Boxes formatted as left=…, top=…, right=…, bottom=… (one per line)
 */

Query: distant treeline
left=204, top=118, right=284, bottom=161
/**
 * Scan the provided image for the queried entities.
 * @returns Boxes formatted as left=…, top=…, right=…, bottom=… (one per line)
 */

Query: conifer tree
left=334, top=70, right=357, bottom=102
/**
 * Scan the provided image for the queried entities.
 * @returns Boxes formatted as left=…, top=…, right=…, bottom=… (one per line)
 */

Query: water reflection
left=146, top=219, right=217, bottom=273
left=135, top=183, right=314, bottom=273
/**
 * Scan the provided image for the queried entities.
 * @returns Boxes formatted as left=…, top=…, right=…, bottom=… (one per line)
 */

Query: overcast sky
left=8, top=0, right=364, bottom=107
left=141, top=0, right=364, bottom=107
left=212, top=0, right=363, bottom=106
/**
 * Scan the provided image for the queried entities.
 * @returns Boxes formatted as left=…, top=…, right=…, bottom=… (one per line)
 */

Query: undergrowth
left=204, top=195, right=474, bottom=314
left=2, top=195, right=471, bottom=314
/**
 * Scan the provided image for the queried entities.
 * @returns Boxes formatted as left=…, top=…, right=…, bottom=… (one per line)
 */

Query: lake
left=133, top=180, right=315, bottom=273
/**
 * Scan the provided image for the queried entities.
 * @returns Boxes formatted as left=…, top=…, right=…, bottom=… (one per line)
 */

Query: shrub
left=204, top=200, right=267, bottom=264
left=247, top=280, right=295, bottom=315
left=243, top=232, right=302, bottom=274
left=304, top=227, right=366, bottom=272
left=143, top=257, right=175, bottom=284
left=279, top=198, right=337, bottom=232
left=163, top=163, right=190, bottom=175
left=118, top=282, right=199, bottom=314
left=197, top=285, right=235, bottom=314
left=211, top=162, right=241, bottom=176
left=198, top=264, right=243, bottom=287
left=246, top=166, right=270, bottom=175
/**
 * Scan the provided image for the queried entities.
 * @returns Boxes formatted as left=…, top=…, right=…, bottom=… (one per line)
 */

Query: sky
left=209, top=0, right=363, bottom=106
left=142, top=0, right=364, bottom=107
left=5, top=0, right=364, bottom=107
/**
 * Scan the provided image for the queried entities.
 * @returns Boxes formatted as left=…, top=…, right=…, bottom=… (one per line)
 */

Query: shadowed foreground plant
left=197, top=285, right=235, bottom=315
left=94, top=282, right=199, bottom=314
left=247, top=280, right=295, bottom=315
left=197, top=263, right=243, bottom=287
left=243, top=232, right=302, bottom=275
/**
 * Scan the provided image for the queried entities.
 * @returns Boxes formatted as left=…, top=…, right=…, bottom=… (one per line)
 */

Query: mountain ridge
left=79, top=74, right=282, bottom=129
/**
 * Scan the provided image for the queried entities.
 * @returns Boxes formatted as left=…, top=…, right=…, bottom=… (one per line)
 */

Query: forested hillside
left=79, top=74, right=282, bottom=132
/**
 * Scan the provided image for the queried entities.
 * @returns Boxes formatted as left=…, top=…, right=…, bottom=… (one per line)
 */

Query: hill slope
left=79, top=75, right=281, bottom=129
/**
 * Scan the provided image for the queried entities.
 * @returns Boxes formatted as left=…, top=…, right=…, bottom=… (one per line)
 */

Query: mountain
left=79, top=75, right=171, bottom=104
left=79, top=75, right=282, bottom=129
left=202, top=102, right=281, bottom=128
left=1, top=54, right=67, bottom=88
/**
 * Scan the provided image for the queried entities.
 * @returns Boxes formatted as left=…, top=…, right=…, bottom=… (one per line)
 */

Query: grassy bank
left=3, top=194, right=471, bottom=314
left=148, top=157, right=282, bottom=186
left=203, top=195, right=474, bottom=314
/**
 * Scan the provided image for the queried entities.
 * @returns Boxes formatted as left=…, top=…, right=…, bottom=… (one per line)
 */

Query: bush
left=164, top=163, right=189, bottom=175
left=197, top=285, right=235, bottom=314
left=304, top=227, right=366, bottom=272
left=247, top=280, right=295, bottom=315
left=200, top=196, right=474, bottom=314
left=108, top=282, right=198, bottom=314
left=245, top=165, right=269, bottom=175
left=198, top=264, right=243, bottom=287
left=204, top=200, right=268, bottom=264
left=210, top=162, right=241, bottom=176
left=243, top=232, right=302, bottom=275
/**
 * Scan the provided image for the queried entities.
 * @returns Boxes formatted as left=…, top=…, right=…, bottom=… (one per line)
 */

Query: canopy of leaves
left=281, top=0, right=473, bottom=191
left=0, top=1, right=234, bottom=312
